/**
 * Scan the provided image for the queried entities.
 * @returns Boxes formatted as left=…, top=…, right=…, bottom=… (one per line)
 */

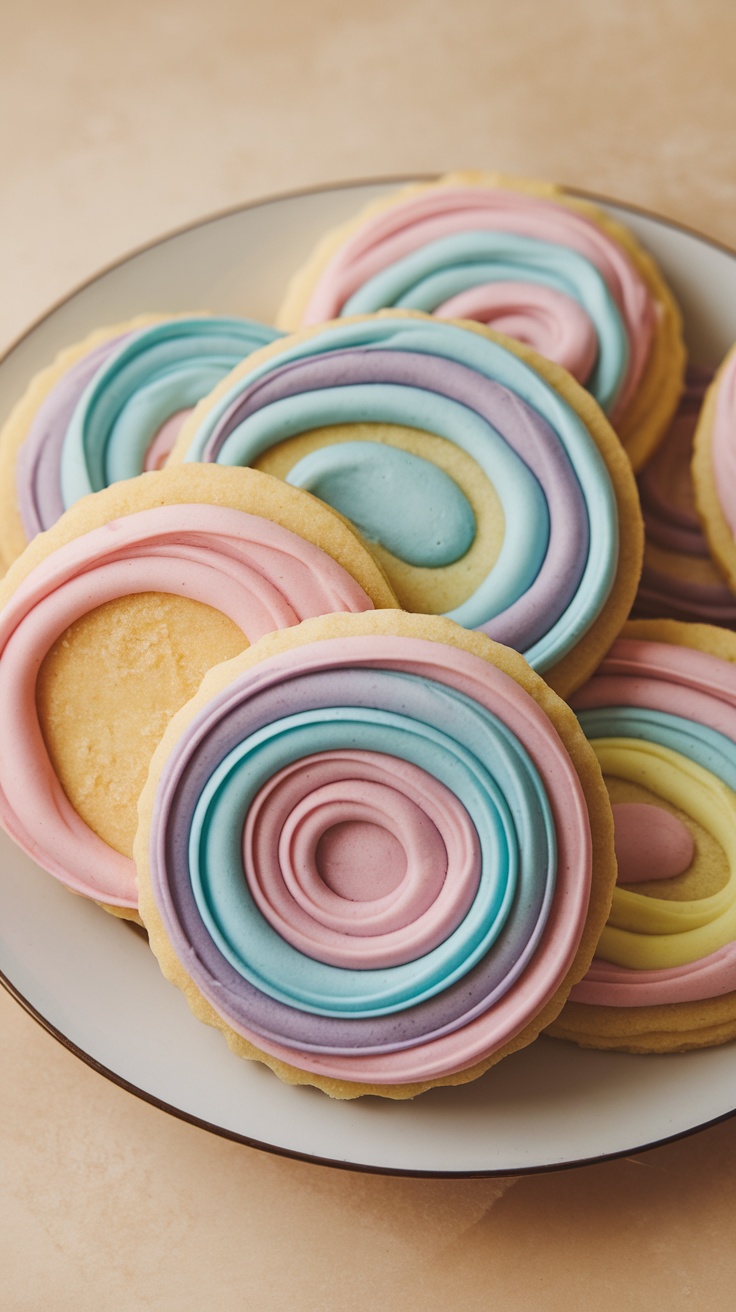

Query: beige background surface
left=3, top=1, right=736, bottom=1307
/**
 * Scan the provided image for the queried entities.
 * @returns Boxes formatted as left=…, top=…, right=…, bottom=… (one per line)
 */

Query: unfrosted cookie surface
left=169, top=310, right=643, bottom=699
left=0, top=465, right=395, bottom=915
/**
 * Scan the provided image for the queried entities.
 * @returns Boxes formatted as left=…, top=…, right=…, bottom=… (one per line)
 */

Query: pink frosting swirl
left=570, top=637, right=736, bottom=1007
left=244, top=751, right=481, bottom=969
left=0, top=504, right=375, bottom=909
left=298, top=185, right=654, bottom=420
left=436, top=282, right=598, bottom=384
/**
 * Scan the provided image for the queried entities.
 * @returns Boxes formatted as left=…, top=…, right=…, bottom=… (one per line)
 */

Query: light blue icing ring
left=340, top=232, right=629, bottom=413
left=181, top=669, right=555, bottom=1025
left=577, top=707, right=736, bottom=790
left=60, top=315, right=280, bottom=509
left=216, top=383, right=549, bottom=625
left=181, top=316, right=618, bottom=673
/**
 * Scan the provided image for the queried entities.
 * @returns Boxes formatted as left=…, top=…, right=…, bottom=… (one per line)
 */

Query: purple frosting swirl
left=200, top=347, right=589, bottom=652
left=634, top=364, right=736, bottom=626
left=149, top=663, right=552, bottom=1056
left=16, top=334, right=132, bottom=537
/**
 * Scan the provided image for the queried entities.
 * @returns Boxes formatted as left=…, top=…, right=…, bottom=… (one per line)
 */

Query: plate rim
left=4, top=174, right=736, bottom=1178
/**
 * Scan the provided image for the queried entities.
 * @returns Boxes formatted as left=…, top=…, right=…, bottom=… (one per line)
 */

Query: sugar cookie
left=692, top=344, right=736, bottom=600
left=0, top=465, right=395, bottom=917
left=136, top=610, right=616, bottom=1098
left=549, top=618, right=736, bottom=1052
left=0, top=313, right=281, bottom=567
left=169, top=311, right=643, bottom=698
left=277, top=173, right=685, bottom=469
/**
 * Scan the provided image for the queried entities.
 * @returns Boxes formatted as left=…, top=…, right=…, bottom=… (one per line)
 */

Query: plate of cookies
left=2, top=174, right=736, bottom=1175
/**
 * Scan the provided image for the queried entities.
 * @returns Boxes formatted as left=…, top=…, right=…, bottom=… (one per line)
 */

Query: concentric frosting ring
left=0, top=474, right=382, bottom=910
left=171, top=313, right=638, bottom=691
left=140, top=626, right=595, bottom=1085
left=634, top=366, right=736, bottom=627
left=275, top=175, right=685, bottom=467
left=569, top=626, right=736, bottom=1008
left=242, top=752, right=481, bottom=970
left=8, top=314, right=280, bottom=548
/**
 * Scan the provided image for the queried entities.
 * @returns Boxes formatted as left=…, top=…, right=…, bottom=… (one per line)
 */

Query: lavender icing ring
left=149, top=652, right=559, bottom=1054
left=15, top=316, right=281, bottom=543
left=17, top=334, right=133, bottom=538
left=178, top=316, right=620, bottom=672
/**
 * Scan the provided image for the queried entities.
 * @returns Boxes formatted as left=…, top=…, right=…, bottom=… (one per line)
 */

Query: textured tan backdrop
left=2, top=1, right=736, bottom=1307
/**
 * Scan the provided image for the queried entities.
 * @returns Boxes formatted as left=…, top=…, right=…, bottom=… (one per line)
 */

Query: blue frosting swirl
left=155, top=663, right=557, bottom=1052
left=180, top=316, right=618, bottom=674
left=59, top=315, right=280, bottom=509
left=340, top=232, right=629, bottom=414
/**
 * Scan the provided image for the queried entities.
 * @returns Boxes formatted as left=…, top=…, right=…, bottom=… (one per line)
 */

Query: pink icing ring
left=571, top=637, right=736, bottom=1007
left=143, top=409, right=191, bottom=471
left=436, top=281, right=598, bottom=384
left=179, top=634, right=593, bottom=1082
left=301, top=185, right=654, bottom=419
left=572, top=945, right=736, bottom=1006
left=243, top=751, right=481, bottom=969
left=0, top=504, right=374, bottom=908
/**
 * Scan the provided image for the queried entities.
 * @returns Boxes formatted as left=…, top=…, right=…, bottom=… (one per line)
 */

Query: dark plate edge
left=5, top=956, right=736, bottom=1179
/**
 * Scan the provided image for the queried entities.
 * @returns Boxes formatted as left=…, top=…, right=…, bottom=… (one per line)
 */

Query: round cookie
left=692, top=344, right=736, bottom=597
left=135, top=609, right=617, bottom=1099
left=634, top=365, right=736, bottom=626
left=277, top=172, right=685, bottom=470
left=0, top=464, right=396, bottom=918
left=548, top=618, right=736, bottom=1053
left=0, top=312, right=281, bottom=568
left=168, top=310, right=643, bottom=698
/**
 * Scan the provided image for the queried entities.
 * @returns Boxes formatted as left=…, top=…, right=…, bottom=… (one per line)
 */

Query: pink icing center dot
left=316, top=821, right=407, bottom=901
left=612, top=801, right=695, bottom=885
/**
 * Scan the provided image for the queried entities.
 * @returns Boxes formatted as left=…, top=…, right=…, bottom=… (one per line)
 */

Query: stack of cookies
left=3, top=172, right=735, bottom=1098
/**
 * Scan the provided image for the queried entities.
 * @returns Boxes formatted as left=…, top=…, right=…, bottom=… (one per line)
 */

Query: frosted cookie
left=548, top=619, right=736, bottom=1053
left=692, top=345, right=736, bottom=598
left=168, top=310, right=643, bottom=698
left=0, top=313, right=281, bottom=567
left=277, top=173, right=685, bottom=469
left=0, top=465, right=396, bottom=918
left=634, top=366, right=736, bottom=625
left=135, top=610, right=616, bottom=1099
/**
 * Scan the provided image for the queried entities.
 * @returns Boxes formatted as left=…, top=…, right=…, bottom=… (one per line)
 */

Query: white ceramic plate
left=2, top=179, right=736, bottom=1177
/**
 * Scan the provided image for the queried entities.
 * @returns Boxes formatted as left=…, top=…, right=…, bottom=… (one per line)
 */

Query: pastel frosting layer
left=0, top=504, right=375, bottom=909
left=146, top=634, right=593, bottom=1084
left=634, top=366, right=736, bottom=625
left=570, top=637, right=736, bottom=1007
left=16, top=315, right=280, bottom=540
left=176, top=315, right=619, bottom=675
left=288, top=185, right=655, bottom=423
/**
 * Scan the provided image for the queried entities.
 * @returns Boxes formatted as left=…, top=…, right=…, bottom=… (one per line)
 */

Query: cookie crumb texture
left=37, top=593, right=247, bottom=854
